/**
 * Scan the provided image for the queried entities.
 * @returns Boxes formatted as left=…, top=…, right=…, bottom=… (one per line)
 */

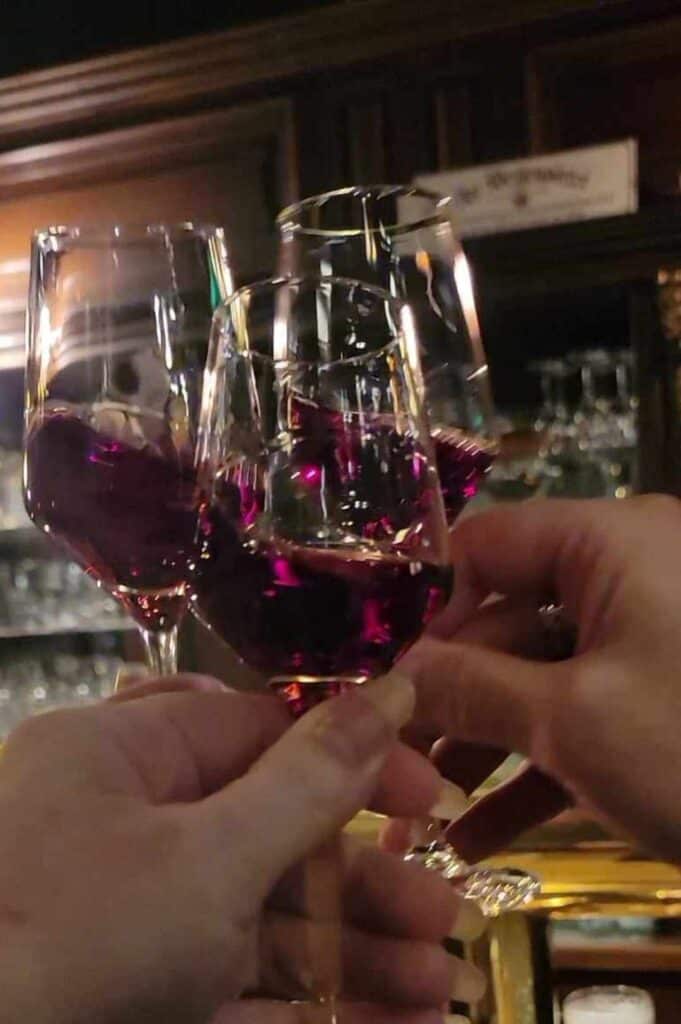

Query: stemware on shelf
left=0, top=645, right=125, bottom=741
left=527, top=354, right=616, bottom=500
left=23, top=223, right=232, bottom=674
left=276, top=189, right=538, bottom=913
left=568, top=348, right=638, bottom=498
left=529, top=357, right=576, bottom=456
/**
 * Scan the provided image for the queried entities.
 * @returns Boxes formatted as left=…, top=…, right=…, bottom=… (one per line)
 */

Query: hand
left=0, top=672, right=484, bottom=1024
left=391, top=496, right=681, bottom=863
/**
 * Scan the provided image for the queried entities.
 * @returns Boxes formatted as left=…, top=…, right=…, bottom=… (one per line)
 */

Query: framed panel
left=527, top=15, right=681, bottom=200
left=0, top=98, right=298, bottom=368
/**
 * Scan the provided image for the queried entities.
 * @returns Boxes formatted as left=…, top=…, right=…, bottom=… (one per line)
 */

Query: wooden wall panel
left=0, top=100, right=297, bottom=367
left=528, top=16, right=681, bottom=200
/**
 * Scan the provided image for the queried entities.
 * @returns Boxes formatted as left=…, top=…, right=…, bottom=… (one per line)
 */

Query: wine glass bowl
left=277, top=185, right=498, bottom=524
left=23, top=223, right=231, bottom=674
left=189, top=275, right=452, bottom=713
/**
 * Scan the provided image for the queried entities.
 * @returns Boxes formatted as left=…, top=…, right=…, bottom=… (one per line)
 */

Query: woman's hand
left=391, top=496, right=681, bottom=863
left=0, top=671, right=484, bottom=1024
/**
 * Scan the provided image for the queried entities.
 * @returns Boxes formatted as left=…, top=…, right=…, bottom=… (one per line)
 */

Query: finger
left=368, top=829, right=486, bottom=944
left=440, top=498, right=631, bottom=634
left=270, top=840, right=458, bottom=941
left=203, top=672, right=415, bottom=893
left=400, top=638, right=561, bottom=758
left=379, top=817, right=414, bottom=855
left=3, top=690, right=291, bottom=803
left=435, top=600, right=552, bottom=659
left=337, top=848, right=484, bottom=943
left=211, top=1000, right=447, bottom=1024
left=370, top=743, right=443, bottom=818
left=444, top=763, right=571, bottom=863
left=420, top=600, right=548, bottom=789
left=109, top=673, right=228, bottom=702
left=257, top=913, right=484, bottom=1007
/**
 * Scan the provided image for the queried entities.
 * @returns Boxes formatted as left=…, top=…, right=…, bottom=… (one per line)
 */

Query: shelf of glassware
left=0, top=618, right=134, bottom=641
left=0, top=528, right=133, bottom=639
left=0, top=466, right=133, bottom=642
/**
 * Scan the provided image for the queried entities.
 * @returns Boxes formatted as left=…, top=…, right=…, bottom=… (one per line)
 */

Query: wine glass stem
left=140, top=626, right=178, bottom=675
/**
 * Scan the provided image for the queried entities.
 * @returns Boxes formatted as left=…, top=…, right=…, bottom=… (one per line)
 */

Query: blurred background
left=2, top=3, right=681, bottom=1018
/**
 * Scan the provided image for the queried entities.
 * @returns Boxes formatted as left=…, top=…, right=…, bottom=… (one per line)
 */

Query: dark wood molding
left=466, top=207, right=681, bottom=300
left=434, top=81, right=474, bottom=170
left=526, top=12, right=681, bottom=196
left=528, top=13, right=681, bottom=146
left=0, top=98, right=298, bottom=203
left=0, top=98, right=298, bottom=366
left=0, top=0, right=673, bottom=150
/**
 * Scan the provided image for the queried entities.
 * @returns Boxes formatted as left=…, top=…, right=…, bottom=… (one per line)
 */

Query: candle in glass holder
left=563, top=986, right=655, bottom=1024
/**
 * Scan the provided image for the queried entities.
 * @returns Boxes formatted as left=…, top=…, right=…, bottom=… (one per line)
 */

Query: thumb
left=402, top=637, right=560, bottom=758
left=201, top=670, right=414, bottom=893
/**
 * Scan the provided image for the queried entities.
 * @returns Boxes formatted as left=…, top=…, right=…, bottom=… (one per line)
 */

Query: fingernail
left=449, top=899, right=486, bottom=942
left=450, top=959, right=486, bottom=1003
left=429, top=780, right=469, bottom=821
left=361, top=670, right=415, bottom=730
left=114, top=664, right=149, bottom=691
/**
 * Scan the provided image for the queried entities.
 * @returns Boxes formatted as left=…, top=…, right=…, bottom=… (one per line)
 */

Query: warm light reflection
left=153, top=292, right=174, bottom=371
left=452, top=249, right=488, bottom=382
left=415, top=250, right=430, bottom=275
left=315, top=279, right=331, bottom=361
left=399, top=303, right=426, bottom=410
left=208, top=233, right=233, bottom=303
left=272, top=289, right=290, bottom=364
left=361, top=193, right=379, bottom=268
left=37, top=305, right=61, bottom=399
left=0, top=258, right=30, bottom=276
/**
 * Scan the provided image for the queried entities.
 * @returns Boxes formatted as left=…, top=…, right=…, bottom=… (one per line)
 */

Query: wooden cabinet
left=528, top=15, right=681, bottom=200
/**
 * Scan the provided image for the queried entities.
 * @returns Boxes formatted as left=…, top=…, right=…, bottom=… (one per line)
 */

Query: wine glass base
left=268, top=676, right=364, bottom=716
left=404, top=840, right=540, bottom=917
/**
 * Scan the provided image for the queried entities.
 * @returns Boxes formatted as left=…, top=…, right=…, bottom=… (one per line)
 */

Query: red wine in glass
left=25, top=406, right=198, bottom=632
left=192, top=467, right=452, bottom=715
left=432, top=426, right=496, bottom=523
left=191, top=275, right=454, bottom=716
left=277, top=186, right=499, bottom=525
left=275, top=205, right=536, bottom=912
left=24, top=223, right=229, bottom=675
left=292, top=390, right=495, bottom=525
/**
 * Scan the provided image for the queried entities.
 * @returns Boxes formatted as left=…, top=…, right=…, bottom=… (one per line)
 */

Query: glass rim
left=276, top=184, right=454, bottom=238
left=32, top=222, right=226, bottom=248
left=563, top=984, right=653, bottom=1006
left=215, top=273, right=410, bottom=373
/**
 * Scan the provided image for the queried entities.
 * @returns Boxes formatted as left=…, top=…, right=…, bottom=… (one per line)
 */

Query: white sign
left=413, top=139, right=638, bottom=237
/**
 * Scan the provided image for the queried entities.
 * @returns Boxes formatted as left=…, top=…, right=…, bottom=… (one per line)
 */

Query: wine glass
left=191, top=276, right=451, bottom=1020
left=277, top=188, right=538, bottom=913
left=23, top=223, right=232, bottom=675
left=190, top=275, right=452, bottom=711
left=277, top=186, right=497, bottom=525
left=569, top=348, right=637, bottom=498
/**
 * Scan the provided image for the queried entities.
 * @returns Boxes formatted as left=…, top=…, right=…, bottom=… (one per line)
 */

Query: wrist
left=0, top=931, right=56, bottom=1024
